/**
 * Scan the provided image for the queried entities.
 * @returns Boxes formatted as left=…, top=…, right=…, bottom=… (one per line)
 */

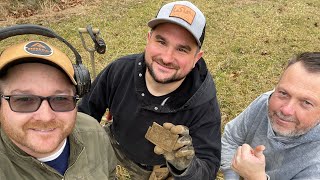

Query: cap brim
left=148, top=18, right=201, bottom=47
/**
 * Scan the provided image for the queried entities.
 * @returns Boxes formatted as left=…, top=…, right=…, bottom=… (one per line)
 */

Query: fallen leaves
left=3, top=0, right=87, bottom=19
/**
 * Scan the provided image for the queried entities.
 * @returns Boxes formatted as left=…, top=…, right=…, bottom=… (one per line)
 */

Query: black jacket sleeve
left=170, top=96, right=221, bottom=180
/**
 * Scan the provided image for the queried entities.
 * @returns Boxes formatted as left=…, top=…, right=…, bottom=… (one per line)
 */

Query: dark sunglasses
left=0, top=94, right=79, bottom=113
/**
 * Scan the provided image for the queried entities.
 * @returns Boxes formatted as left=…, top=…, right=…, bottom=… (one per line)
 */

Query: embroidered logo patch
left=24, top=41, right=53, bottom=56
left=169, top=4, right=196, bottom=25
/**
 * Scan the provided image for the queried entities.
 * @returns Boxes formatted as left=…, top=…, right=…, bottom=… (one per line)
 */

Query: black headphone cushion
left=73, top=64, right=91, bottom=97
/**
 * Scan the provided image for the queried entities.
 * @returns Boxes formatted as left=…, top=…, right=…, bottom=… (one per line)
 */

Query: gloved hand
left=154, top=123, right=195, bottom=171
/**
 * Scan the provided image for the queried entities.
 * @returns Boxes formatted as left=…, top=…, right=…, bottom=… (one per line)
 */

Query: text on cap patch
left=169, top=5, right=196, bottom=25
left=24, top=41, right=53, bottom=56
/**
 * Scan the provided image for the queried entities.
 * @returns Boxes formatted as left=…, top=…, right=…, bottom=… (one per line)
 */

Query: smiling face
left=0, top=63, right=76, bottom=158
left=144, top=23, right=203, bottom=84
left=268, top=62, right=320, bottom=137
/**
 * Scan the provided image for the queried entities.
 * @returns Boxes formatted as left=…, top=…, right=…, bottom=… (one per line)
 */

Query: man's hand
left=231, top=144, right=267, bottom=180
left=154, top=123, right=195, bottom=171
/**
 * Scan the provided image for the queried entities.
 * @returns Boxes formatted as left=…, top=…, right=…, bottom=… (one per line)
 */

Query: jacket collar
left=0, top=124, right=84, bottom=165
left=133, top=53, right=216, bottom=111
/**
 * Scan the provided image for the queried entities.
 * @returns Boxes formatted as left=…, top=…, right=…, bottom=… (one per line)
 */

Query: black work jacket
left=78, top=53, right=221, bottom=179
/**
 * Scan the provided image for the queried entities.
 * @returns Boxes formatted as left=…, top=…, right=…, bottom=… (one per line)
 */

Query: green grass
left=2, top=0, right=320, bottom=179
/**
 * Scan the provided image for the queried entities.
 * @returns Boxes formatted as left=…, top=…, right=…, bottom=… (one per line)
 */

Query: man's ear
left=147, top=31, right=152, bottom=43
left=193, top=50, right=204, bottom=68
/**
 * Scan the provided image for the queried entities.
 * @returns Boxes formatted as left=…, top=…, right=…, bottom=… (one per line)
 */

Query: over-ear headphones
left=0, top=24, right=91, bottom=97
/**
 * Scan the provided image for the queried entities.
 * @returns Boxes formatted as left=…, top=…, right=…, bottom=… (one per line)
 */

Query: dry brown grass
left=0, top=0, right=101, bottom=25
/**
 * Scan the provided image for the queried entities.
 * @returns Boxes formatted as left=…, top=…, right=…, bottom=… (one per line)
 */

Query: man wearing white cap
left=79, top=1, right=221, bottom=179
left=0, top=39, right=117, bottom=179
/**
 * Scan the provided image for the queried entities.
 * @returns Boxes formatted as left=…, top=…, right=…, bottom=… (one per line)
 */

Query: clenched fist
left=231, top=144, right=267, bottom=180
left=154, top=123, right=195, bottom=171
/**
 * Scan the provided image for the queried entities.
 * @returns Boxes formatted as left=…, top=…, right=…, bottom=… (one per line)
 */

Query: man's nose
left=280, top=101, right=295, bottom=116
left=33, top=100, right=56, bottom=121
left=162, top=48, right=175, bottom=64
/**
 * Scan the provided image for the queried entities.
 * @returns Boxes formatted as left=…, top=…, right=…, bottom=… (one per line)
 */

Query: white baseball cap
left=148, top=1, right=206, bottom=47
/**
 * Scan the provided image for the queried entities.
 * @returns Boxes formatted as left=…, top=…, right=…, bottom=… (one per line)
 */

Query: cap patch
left=169, top=4, right=196, bottom=25
left=24, top=41, right=53, bottom=56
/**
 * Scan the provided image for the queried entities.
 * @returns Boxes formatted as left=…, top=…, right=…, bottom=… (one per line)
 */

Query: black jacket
left=78, top=53, right=221, bottom=179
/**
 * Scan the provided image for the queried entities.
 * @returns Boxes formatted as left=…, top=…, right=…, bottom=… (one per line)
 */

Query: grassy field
left=2, top=0, right=320, bottom=179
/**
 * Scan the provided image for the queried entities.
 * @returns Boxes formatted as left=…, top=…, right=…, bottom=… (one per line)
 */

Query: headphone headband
left=0, top=24, right=91, bottom=97
left=0, top=24, right=82, bottom=65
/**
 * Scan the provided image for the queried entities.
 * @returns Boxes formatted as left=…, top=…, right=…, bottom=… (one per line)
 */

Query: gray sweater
left=221, top=91, right=320, bottom=180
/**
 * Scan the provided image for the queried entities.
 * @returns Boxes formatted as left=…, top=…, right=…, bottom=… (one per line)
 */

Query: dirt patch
left=0, top=0, right=100, bottom=26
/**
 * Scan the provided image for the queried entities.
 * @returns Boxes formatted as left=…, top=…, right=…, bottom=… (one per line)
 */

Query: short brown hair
left=286, top=52, right=320, bottom=73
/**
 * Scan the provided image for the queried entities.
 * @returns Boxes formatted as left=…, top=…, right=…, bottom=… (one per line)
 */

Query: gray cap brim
left=148, top=18, right=201, bottom=47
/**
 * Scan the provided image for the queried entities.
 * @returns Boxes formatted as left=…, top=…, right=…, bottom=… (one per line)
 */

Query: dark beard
left=145, top=60, right=185, bottom=84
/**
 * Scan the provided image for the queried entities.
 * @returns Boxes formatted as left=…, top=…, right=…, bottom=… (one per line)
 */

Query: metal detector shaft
left=78, top=28, right=98, bottom=78
left=89, top=51, right=96, bottom=79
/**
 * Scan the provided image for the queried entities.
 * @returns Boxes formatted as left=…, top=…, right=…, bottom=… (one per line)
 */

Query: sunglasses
left=0, top=94, right=79, bottom=113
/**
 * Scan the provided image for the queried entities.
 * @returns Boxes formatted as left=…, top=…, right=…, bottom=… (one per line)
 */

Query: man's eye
left=11, top=96, right=38, bottom=105
left=302, top=100, right=313, bottom=108
left=157, top=40, right=165, bottom=45
left=178, top=48, right=188, bottom=53
left=52, top=96, right=70, bottom=102
left=278, top=91, right=287, bottom=96
left=55, top=96, right=67, bottom=100
left=15, top=96, right=35, bottom=102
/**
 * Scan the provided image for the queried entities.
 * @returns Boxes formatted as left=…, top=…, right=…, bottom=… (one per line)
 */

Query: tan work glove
left=154, top=123, right=195, bottom=171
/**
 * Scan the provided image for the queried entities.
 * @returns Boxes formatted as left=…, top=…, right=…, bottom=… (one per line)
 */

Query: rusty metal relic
left=145, top=122, right=179, bottom=152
